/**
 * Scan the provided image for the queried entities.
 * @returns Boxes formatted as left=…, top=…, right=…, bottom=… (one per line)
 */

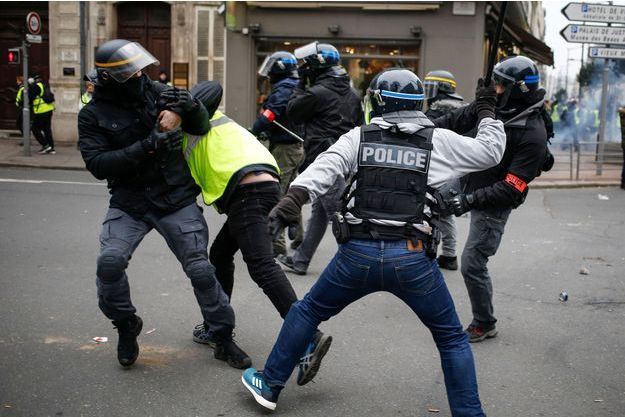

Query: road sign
left=560, top=24, right=625, bottom=45
left=589, top=46, right=625, bottom=59
left=26, top=12, right=41, bottom=35
left=25, top=34, right=42, bottom=44
left=562, top=2, right=625, bottom=24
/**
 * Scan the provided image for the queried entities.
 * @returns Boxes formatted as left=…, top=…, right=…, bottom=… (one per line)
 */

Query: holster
left=425, top=226, right=440, bottom=259
left=331, top=212, right=350, bottom=244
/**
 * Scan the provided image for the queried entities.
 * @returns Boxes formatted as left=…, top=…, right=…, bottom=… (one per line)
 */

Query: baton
left=262, top=109, right=305, bottom=142
left=484, top=2, right=509, bottom=86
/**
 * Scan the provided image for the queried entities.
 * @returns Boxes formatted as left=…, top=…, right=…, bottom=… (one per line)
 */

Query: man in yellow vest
left=15, top=76, right=25, bottom=137
left=182, top=81, right=332, bottom=386
left=28, top=75, right=56, bottom=154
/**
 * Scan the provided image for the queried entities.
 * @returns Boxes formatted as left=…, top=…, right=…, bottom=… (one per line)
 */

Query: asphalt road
left=0, top=167, right=624, bottom=417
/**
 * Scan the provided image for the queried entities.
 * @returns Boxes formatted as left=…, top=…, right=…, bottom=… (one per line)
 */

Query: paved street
left=0, top=167, right=624, bottom=417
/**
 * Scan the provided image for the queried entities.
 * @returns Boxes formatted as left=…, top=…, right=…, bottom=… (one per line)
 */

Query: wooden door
left=116, top=2, right=171, bottom=81
left=0, top=2, right=49, bottom=130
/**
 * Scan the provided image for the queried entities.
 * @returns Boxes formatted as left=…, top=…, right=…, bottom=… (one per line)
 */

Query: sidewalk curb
left=533, top=181, right=620, bottom=189
left=0, top=162, right=86, bottom=171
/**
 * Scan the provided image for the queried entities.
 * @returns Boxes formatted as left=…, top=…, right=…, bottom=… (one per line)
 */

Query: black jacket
left=251, top=77, right=300, bottom=145
left=78, top=79, right=209, bottom=216
left=287, top=67, right=363, bottom=169
left=434, top=100, right=549, bottom=209
left=425, top=94, right=467, bottom=120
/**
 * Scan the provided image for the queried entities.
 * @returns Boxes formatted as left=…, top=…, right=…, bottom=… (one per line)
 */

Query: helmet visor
left=423, top=80, right=439, bottom=99
left=96, top=42, right=159, bottom=83
left=258, top=56, right=274, bottom=77
left=294, top=42, right=319, bottom=60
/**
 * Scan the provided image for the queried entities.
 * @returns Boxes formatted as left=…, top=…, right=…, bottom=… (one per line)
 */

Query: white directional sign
left=560, top=24, right=625, bottom=45
left=562, top=2, right=625, bottom=24
left=25, top=34, right=42, bottom=44
left=589, top=47, right=625, bottom=59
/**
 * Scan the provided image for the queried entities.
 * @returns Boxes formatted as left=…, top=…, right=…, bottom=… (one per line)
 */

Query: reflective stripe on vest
left=182, top=110, right=279, bottom=207
left=16, top=86, right=24, bottom=107
left=32, top=82, right=54, bottom=114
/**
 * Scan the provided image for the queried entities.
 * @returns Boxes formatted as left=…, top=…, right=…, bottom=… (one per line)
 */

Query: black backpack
left=41, top=82, right=55, bottom=104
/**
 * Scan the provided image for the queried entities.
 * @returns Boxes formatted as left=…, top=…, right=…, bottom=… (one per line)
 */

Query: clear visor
left=294, top=42, right=319, bottom=60
left=96, top=42, right=159, bottom=83
left=423, top=80, right=439, bottom=99
left=258, top=56, right=273, bottom=77
left=492, top=70, right=515, bottom=87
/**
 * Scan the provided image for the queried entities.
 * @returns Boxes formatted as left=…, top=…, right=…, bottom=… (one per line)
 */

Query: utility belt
left=331, top=212, right=440, bottom=258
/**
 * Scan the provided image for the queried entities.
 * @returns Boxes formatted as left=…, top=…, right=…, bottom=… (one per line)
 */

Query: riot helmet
left=492, top=55, right=540, bottom=110
left=258, top=51, right=298, bottom=79
left=294, top=41, right=340, bottom=69
left=83, top=69, right=98, bottom=84
left=424, top=70, right=457, bottom=99
left=365, top=68, right=425, bottom=119
left=95, top=39, right=159, bottom=83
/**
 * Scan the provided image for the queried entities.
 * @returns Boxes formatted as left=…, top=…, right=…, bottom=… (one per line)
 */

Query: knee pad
left=186, top=259, right=216, bottom=291
left=97, top=249, right=127, bottom=283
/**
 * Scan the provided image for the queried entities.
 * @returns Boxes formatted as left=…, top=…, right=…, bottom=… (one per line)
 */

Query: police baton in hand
left=262, top=109, right=304, bottom=143
left=484, top=2, right=509, bottom=87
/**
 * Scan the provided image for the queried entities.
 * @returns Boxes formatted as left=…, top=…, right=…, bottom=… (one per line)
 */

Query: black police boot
left=214, top=334, right=252, bottom=369
left=437, top=255, right=458, bottom=271
left=112, top=315, right=143, bottom=367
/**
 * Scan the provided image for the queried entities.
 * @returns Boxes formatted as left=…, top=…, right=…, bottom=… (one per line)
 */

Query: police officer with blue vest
left=240, top=68, right=507, bottom=415
left=433, top=55, right=553, bottom=343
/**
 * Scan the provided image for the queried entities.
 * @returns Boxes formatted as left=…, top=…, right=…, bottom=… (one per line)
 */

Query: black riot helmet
left=294, top=41, right=340, bottom=69
left=424, top=69, right=457, bottom=99
left=258, top=51, right=298, bottom=79
left=365, top=68, right=425, bottom=119
left=492, top=55, right=540, bottom=110
left=95, top=39, right=159, bottom=84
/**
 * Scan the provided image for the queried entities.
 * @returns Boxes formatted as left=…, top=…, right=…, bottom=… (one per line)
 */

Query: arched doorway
left=116, top=2, right=171, bottom=81
left=0, top=2, right=49, bottom=130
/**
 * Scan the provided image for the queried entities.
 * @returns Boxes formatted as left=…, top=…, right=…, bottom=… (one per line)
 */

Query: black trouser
left=32, top=111, right=54, bottom=149
left=97, top=203, right=235, bottom=338
left=209, top=181, right=298, bottom=318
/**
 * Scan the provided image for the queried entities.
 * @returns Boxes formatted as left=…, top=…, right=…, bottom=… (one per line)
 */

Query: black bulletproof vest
left=348, top=124, right=433, bottom=225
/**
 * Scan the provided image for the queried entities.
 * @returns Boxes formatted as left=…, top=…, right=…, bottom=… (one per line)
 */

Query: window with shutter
left=196, top=6, right=227, bottom=108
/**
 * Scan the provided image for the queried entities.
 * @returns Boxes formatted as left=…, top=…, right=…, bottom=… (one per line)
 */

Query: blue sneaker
left=241, top=368, right=280, bottom=411
left=297, top=331, right=332, bottom=385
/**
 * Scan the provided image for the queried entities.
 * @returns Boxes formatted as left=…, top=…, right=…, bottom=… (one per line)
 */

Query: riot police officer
left=277, top=41, right=363, bottom=275
left=78, top=39, right=250, bottom=369
left=435, top=56, right=553, bottom=343
left=424, top=70, right=468, bottom=270
left=241, top=68, right=507, bottom=415
left=251, top=51, right=305, bottom=255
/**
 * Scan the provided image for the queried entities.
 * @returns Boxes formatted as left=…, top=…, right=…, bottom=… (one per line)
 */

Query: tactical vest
left=345, top=124, right=433, bottom=240
left=182, top=110, right=279, bottom=211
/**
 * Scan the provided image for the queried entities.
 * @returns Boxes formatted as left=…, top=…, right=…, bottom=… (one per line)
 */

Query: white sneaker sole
left=241, top=375, right=276, bottom=411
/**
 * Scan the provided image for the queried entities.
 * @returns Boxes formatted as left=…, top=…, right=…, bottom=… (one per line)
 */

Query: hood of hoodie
left=313, top=66, right=352, bottom=95
left=370, top=110, right=435, bottom=134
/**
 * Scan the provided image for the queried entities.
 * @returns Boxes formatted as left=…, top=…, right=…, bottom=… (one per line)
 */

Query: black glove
left=297, top=64, right=311, bottom=88
left=474, top=78, right=497, bottom=121
left=450, top=193, right=475, bottom=217
left=141, top=123, right=183, bottom=155
left=158, top=88, right=198, bottom=115
left=268, top=187, right=309, bottom=239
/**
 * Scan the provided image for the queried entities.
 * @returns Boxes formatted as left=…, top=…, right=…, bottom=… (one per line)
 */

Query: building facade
left=0, top=1, right=551, bottom=143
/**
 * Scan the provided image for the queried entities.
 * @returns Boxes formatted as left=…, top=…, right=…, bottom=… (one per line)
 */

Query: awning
left=503, top=19, right=554, bottom=66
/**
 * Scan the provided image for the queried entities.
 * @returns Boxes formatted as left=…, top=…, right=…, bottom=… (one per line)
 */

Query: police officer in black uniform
left=241, top=68, right=508, bottom=415
left=276, top=41, right=363, bottom=275
left=435, top=55, right=554, bottom=343
left=424, top=70, right=468, bottom=270
left=78, top=39, right=250, bottom=369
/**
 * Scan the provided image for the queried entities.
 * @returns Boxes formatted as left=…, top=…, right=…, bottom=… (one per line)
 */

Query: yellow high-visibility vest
left=182, top=110, right=279, bottom=209
left=32, top=82, right=55, bottom=114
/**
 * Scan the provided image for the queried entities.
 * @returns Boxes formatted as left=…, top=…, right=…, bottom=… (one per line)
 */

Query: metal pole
left=569, top=144, right=574, bottom=180
left=565, top=48, right=570, bottom=98
left=80, top=1, right=87, bottom=90
left=22, top=41, right=30, bottom=157
left=596, top=16, right=612, bottom=176
left=576, top=146, right=581, bottom=180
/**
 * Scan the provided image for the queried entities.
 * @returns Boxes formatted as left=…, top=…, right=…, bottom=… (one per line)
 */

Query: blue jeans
left=264, top=239, right=485, bottom=417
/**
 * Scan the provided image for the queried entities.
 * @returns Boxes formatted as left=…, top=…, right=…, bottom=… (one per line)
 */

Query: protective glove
left=450, top=193, right=475, bottom=217
left=268, top=187, right=309, bottom=239
left=141, top=123, right=183, bottom=155
left=158, top=88, right=199, bottom=115
left=474, top=78, right=497, bottom=121
left=161, top=129, right=183, bottom=152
